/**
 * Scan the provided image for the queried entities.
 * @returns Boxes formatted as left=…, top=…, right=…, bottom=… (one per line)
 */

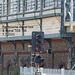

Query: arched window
left=0, top=1, right=2, bottom=15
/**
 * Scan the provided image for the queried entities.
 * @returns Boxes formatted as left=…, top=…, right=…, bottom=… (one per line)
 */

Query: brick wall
left=0, top=38, right=71, bottom=75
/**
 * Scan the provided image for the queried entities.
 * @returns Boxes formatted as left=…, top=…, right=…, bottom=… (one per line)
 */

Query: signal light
left=36, top=34, right=41, bottom=39
left=32, top=31, right=44, bottom=52
left=36, top=40, right=41, bottom=45
left=36, top=46, right=40, bottom=51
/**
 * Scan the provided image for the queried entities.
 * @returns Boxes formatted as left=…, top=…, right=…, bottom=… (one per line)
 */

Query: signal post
left=32, top=31, right=44, bottom=75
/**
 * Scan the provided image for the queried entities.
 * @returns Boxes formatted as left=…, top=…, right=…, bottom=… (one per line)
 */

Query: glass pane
left=27, top=0, right=35, bottom=11
left=13, top=0, right=18, bottom=13
left=20, top=0, right=23, bottom=12
left=4, top=0, right=7, bottom=15
left=44, top=0, right=49, bottom=8
left=49, top=0, right=54, bottom=7
left=57, top=0, right=61, bottom=7
left=44, top=0, right=54, bottom=8
left=37, top=0, right=41, bottom=10
left=0, top=1, right=2, bottom=15
left=31, top=0, right=35, bottom=10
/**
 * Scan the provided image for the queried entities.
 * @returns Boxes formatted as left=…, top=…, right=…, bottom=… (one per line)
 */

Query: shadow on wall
left=7, top=60, right=12, bottom=75
left=58, top=60, right=68, bottom=69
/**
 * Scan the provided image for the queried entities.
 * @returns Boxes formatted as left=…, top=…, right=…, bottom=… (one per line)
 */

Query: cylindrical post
left=61, top=68, right=64, bottom=75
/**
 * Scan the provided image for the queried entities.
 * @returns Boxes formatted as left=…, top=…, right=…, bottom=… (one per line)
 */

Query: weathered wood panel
left=24, top=19, right=40, bottom=35
left=64, top=22, right=70, bottom=26
left=64, top=21, right=75, bottom=32
left=67, top=26, right=75, bottom=32
left=0, top=17, right=60, bottom=38
left=8, top=22, right=22, bottom=37
left=8, top=15, right=17, bottom=20
left=43, top=10, right=54, bottom=15
left=64, top=22, right=75, bottom=26
left=42, top=17, right=60, bottom=34
left=55, top=9, right=61, bottom=13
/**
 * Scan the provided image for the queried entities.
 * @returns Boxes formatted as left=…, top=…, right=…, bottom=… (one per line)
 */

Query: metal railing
left=0, top=0, right=61, bottom=16
left=20, top=66, right=75, bottom=75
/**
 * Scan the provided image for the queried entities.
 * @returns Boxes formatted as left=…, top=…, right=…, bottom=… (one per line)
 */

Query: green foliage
left=12, top=67, right=20, bottom=75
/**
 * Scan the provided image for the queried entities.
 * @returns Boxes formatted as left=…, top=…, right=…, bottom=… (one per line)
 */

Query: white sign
left=0, top=17, right=60, bottom=38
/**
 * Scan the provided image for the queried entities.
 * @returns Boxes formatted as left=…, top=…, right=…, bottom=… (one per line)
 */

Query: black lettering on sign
left=28, top=26, right=33, bottom=28
left=24, top=26, right=27, bottom=28
left=8, top=33, right=15, bottom=36
left=8, top=30, right=13, bottom=32
left=19, top=26, right=22, bottom=28
left=2, top=33, right=5, bottom=36
left=14, top=29, right=20, bottom=32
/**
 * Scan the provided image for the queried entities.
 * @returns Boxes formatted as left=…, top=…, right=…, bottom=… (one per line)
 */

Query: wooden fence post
left=61, top=68, right=64, bottom=75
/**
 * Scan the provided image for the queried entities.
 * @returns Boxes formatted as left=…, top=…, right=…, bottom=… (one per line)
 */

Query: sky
left=0, top=0, right=2, bottom=4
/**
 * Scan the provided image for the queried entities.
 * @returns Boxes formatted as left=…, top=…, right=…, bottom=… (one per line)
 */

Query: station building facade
left=0, top=0, right=75, bottom=75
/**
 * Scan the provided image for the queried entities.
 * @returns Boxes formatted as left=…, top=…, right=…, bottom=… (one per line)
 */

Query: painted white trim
left=70, top=0, right=73, bottom=31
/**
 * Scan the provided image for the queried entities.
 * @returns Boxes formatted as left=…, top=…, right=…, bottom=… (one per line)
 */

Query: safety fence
left=20, top=66, right=75, bottom=75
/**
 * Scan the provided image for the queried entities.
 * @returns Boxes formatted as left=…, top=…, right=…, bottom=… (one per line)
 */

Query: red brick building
left=0, top=0, right=75, bottom=75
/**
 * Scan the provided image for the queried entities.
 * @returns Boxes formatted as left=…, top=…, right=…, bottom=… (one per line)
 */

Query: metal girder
left=6, top=23, right=8, bottom=37
left=60, top=0, right=75, bottom=68
left=0, top=7, right=61, bottom=18
left=60, top=0, right=75, bottom=38
left=61, top=37, right=75, bottom=69
left=61, top=32, right=75, bottom=37
left=22, top=21, right=24, bottom=36
left=0, top=13, right=61, bottom=23
left=46, top=39, right=51, bottom=49
left=46, top=39, right=54, bottom=68
left=0, top=33, right=60, bottom=41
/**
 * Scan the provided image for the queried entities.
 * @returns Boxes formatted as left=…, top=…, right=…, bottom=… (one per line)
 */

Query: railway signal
left=32, top=32, right=44, bottom=52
